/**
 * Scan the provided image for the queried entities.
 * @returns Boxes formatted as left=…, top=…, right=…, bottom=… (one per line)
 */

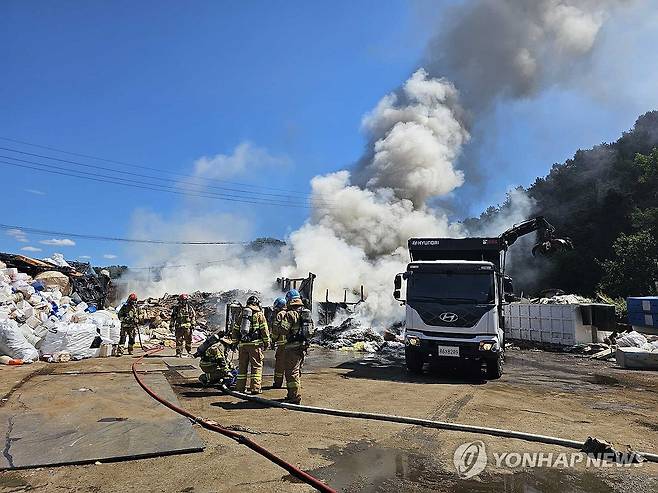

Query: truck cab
left=394, top=238, right=509, bottom=378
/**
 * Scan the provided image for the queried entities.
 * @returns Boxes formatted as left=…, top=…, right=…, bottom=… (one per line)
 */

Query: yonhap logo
left=439, top=312, right=458, bottom=323
left=453, top=441, right=487, bottom=479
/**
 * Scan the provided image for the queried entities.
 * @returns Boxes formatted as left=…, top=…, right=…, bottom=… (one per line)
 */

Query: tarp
left=34, top=271, right=71, bottom=295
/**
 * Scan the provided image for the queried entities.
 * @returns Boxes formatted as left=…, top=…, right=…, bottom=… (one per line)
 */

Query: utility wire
left=126, top=253, right=260, bottom=270
left=0, top=155, right=315, bottom=206
left=0, top=223, right=249, bottom=245
left=0, top=147, right=329, bottom=204
left=0, top=136, right=302, bottom=194
left=0, top=159, right=319, bottom=209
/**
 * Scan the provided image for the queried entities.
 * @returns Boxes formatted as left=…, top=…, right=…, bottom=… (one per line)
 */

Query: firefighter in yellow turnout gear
left=117, top=293, right=141, bottom=356
left=270, top=297, right=288, bottom=388
left=279, top=289, right=314, bottom=404
left=171, top=293, right=196, bottom=357
left=231, top=296, right=270, bottom=394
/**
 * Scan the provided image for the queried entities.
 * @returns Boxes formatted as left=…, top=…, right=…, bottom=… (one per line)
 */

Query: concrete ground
left=0, top=347, right=657, bottom=492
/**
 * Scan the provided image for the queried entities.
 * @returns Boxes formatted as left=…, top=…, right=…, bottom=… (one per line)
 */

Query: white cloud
left=79, top=255, right=92, bottom=260
left=20, top=246, right=42, bottom=253
left=192, top=141, right=291, bottom=181
left=39, top=238, right=76, bottom=246
left=103, top=254, right=118, bottom=259
left=24, top=189, right=46, bottom=196
left=6, top=228, right=28, bottom=242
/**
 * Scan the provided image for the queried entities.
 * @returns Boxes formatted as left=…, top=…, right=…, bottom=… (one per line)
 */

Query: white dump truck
left=394, top=217, right=573, bottom=379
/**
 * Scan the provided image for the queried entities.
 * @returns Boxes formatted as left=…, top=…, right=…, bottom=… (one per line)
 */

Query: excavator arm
left=499, top=216, right=573, bottom=256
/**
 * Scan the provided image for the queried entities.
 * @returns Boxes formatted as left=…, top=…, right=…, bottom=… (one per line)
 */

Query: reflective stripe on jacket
left=280, top=299, right=304, bottom=349
left=232, top=304, right=270, bottom=348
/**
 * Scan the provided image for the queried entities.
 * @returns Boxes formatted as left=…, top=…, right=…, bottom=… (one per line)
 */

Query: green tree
left=599, top=232, right=658, bottom=297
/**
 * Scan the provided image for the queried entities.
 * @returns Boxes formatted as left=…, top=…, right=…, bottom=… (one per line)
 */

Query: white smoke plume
left=121, top=69, right=470, bottom=327
left=120, top=209, right=288, bottom=301
left=354, top=69, right=468, bottom=207
left=120, top=0, right=632, bottom=330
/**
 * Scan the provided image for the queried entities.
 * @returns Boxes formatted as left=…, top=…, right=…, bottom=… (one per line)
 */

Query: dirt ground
left=0, top=346, right=657, bottom=493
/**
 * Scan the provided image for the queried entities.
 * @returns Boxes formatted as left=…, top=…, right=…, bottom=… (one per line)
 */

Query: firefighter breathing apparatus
left=240, top=306, right=254, bottom=341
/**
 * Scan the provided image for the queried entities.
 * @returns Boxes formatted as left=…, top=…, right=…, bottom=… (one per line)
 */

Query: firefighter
left=198, top=337, right=237, bottom=388
left=171, top=293, right=196, bottom=357
left=117, top=293, right=140, bottom=356
left=270, top=296, right=288, bottom=388
left=280, top=289, right=314, bottom=404
left=231, top=295, right=270, bottom=394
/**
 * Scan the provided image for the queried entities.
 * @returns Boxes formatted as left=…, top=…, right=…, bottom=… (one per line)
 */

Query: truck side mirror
left=393, top=289, right=401, bottom=300
left=394, top=274, right=402, bottom=290
left=503, top=276, right=514, bottom=294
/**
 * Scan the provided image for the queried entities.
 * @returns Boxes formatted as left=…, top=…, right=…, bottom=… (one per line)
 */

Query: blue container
left=31, top=280, right=46, bottom=292
left=628, top=311, right=657, bottom=328
left=627, top=297, right=658, bottom=315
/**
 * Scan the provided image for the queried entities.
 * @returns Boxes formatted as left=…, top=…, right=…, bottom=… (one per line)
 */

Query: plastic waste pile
left=533, top=294, right=593, bottom=305
left=0, top=261, right=120, bottom=364
left=312, top=317, right=404, bottom=355
left=616, top=330, right=658, bottom=352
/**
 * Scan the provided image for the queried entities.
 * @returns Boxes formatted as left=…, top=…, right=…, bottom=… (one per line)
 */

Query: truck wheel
left=405, top=347, right=424, bottom=374
left=486, top=353, right=504, bottom=379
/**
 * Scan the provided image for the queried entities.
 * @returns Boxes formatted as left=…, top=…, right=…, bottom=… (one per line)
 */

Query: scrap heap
left=0, top=252, right=111, bottom=307
left=312, top=317, right=404, bottom=355
left=137, top=289, right=260, bottom=340
left=0, top=259, right=120, bottom=364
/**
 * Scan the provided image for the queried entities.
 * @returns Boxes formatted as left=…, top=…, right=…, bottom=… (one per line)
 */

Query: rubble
left=310, top=317, right=403, bottom=357
left=0, top=252, right=110, bottom=307
left=312, top=317, right=384, bottom=352
left=137, top=289, right=259, bottom=335
left=566, top=343, right=610, bottom=355
left=532, top=294, right=593, bottom=304
left=0, top=259, right=120, bottom=363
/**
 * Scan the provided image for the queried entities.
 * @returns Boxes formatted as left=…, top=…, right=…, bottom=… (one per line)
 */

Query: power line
left=0, top=159, right=320, bottom=209
left=0, top=147, right=327, bottom=204
left=0, top=136, right=302, bottom=194
left=126, top=253, right=260, bottom=270
left=0, top=223, right=249, bottom=245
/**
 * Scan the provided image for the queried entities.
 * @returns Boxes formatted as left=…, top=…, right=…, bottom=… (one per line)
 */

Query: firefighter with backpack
left=279, top=289, right=314, bottom=404
left=270, top=296, right=288, bottom=388
left=117, top=293, right=141, bottom=356
left=194, top=333, right=238, bottom=388
left=171, top=293, right=196, bottom=357
left=231, top=295, right=270, bottom=394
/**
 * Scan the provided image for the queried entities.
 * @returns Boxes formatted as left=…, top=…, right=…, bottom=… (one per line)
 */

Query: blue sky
left=2, top=1, right=657, bottom=265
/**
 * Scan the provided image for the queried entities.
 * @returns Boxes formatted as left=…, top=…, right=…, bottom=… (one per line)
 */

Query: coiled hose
left=221, top=386, right=658, bottom=464
left=131, top=348, right=336, bottom=493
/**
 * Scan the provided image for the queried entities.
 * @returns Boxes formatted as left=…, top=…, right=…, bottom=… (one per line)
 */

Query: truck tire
left=486, top=352, right=504, bottom=379
left=405, top=347, right=424, bottom=374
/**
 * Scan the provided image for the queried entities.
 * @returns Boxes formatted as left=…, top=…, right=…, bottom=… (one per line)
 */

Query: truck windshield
left=407, top=271, right=494, bottom=304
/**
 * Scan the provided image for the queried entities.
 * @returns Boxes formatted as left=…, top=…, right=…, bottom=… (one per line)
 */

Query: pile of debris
left=0, top=252, right=111, bottom=307
left=312, top=317, right=404, bottom=355
left=0, top=260, right=120, bottom=364
left=615, top=330, right=658, bottom=351
left=532, top=294, right=593, bottom=304
left=137, top=289, right=259, bottom=339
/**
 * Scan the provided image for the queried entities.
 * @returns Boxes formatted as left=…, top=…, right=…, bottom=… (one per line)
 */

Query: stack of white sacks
left=0, top=261, right=120, bottom=363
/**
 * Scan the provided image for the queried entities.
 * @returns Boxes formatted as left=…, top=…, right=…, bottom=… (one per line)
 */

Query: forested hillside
left=467, top=111, right=658, bottom=298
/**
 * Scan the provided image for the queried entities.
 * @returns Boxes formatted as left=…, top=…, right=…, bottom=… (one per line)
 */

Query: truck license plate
left=437, top=345, right=460, bottom=357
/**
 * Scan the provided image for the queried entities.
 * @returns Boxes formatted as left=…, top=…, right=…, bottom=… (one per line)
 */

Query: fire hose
left=131, top=347, right=336, bottom=493
left=220, top=386, right=658, bottom=464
